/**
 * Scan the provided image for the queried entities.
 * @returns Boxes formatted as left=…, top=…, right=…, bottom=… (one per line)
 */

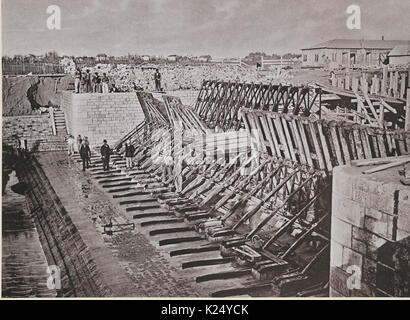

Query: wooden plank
left=380, top=99, right=397, bottom=114
left=266, top=115, right=282, bottom=157
left=352, top=125, right=365, bottom=159
left=337, top=125, right=351, bottom=164
left=352, top=155, right=410, bottom=166
left=273, top=115, right=292, bottom=160
left=396, top=131, right=407, bottom=155
left=259, top=115, right=277, bottom=157
left=296, top=119, right=314, bottom=167
left=308, top=121, right=326, bottom=170
left=317, top=121, right=333, bottom=171
left=362, top=158, right=410, bottom=174
left=363, top=93, right=382, bottom=127
left=376, top=130, right=387, bottom=158
left=290, top=118, right=307, bottom=164
left=329, top=123, right=344, bottom=165
left=360, top=127, right=372, bottom=159
left=280, top=116, right=297, bottom=162
left=347, top=126, right=358, bottom=159
left=406, top=89, right=410, bottom=132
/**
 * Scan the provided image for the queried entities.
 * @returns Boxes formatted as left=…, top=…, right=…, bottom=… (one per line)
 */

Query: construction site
left=2, top=61, right=410, bottom=298
left=2, top=0, right=410, bottom=300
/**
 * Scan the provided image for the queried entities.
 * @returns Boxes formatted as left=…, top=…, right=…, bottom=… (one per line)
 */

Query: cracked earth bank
left=38, top=151, right=200, bottom=297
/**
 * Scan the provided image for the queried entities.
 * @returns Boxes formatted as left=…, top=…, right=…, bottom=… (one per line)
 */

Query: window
left=303, top=55, right=307, bottom=62
left=314, top=54, right=319, bottom=62
left=332, top=53, right=337, bottom=62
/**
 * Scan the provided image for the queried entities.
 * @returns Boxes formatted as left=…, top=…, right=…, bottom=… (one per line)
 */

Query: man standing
left=92, top=72, right=100, bottom=93
left=84, top=136, right=91, bottom=167
left=74, top=68, right=81, bottom=93
left=154, top=69, right=161, bottom=91
left=84, top=69, right=91, bottom=93
left=79, top=140, right=91, bottom=172
left=100, top=139, right=111, bottom=171
left=124, top=140, right=135, bottom=169
left=102, top=73, right=109, bottom=93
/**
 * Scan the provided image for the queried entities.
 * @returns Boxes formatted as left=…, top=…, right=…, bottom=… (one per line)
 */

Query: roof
left=389, top=45, right=410, bottom=56
left=302, top=39, right=410, bottom=50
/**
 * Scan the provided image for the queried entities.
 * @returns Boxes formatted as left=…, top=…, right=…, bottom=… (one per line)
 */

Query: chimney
left=382, top=35, right=385, bottom=41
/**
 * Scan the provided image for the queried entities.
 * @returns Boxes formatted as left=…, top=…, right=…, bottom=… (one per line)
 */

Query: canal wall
left=2, top=115, right=66, bottom=152
left=15, top=155, right=118, bottom=297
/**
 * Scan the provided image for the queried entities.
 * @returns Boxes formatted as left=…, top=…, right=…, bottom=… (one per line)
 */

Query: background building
left=301, top=38, right=410, bottom=68
left=388, top=45, right=410, bottom=65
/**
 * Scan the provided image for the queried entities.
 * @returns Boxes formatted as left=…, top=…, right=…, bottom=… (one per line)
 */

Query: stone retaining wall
left=2, top=115, right=56, bottom=151
left=16, top=156, right=112, bottom=297
left=330, top=165, right=410, bottom=297
left=61, top=91, right=145, bottom=148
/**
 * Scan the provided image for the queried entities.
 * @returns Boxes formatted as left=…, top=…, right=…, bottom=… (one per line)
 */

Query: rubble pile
left=82, top=64, right=292, bottom=92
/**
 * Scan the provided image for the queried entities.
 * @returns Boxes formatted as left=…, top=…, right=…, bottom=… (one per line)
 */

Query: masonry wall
left=61, top=91, right=145, bottom=148
left=15, top=155, right=112, bottom=297
left=330, top=165, right=410, bottom=297
left=2, top=115, right=65, bottom=151
left=162, top=90, right=200, bottom=107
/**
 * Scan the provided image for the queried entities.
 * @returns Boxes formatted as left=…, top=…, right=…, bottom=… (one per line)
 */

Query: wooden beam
left=362, top=158, right=410, bottom=174
left=406, top=89, right=410, bottom=132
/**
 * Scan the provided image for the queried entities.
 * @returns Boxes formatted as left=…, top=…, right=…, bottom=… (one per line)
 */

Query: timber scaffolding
left=90, top=82, right=409, bottom=297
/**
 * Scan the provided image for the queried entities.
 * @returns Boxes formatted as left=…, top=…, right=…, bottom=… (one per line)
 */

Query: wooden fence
left=330, top=67, right=409, bottom=100
left=2, top=62, right=65, bottom=75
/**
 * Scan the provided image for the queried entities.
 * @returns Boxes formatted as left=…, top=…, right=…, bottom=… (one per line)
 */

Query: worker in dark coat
left=154, top=69, right=162, bottom=91
left=79, top=140, right=91, bottom=171
left=100, top=139, right=111, bottom=171
left=124, top=140, right=135, bottom=169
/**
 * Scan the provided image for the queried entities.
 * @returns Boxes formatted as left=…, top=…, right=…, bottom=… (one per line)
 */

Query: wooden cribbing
left=241, top=108, right=410, bottom=173
left=194, top=80, right=321, bottom=131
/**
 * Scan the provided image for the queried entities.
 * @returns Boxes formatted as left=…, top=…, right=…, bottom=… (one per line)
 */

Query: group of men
left=68, top=135, right=136, bottom=173
left=74, top=68, right=110, bottom=94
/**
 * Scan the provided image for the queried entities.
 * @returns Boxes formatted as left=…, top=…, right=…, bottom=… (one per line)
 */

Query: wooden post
left=345, top=74, right=350, bottom=90
left=380, top=104, right=385, bottom=127
left=361, top=74, right=368, bottom=94
left=389, top=71, right=394, bottom=96
left=381, top=66, right=387, bottom=95
left=393, top=71, right=399, bottom=98
left=406, top=69, right=410, bottom=131
left=331, top=73, right=337, bottom=86
left=406, top=88, right=410, bottom=132
left=352, top=77, right=359, bottom=92
left=400, top=73, right=406, bottom=99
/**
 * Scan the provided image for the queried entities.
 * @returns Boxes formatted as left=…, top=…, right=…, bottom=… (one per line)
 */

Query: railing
left=2, top=62, right=65, bottom=75
left=261, top=57, right=295, bottom=69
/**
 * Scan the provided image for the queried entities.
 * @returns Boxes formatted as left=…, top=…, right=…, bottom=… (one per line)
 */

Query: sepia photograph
left=1, top=0, right=409, bottom=302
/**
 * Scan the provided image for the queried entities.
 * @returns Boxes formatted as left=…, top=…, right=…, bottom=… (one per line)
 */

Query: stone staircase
left=69, top=152, right=265, bottom=297
left=54, top=109, right=67, bottom=136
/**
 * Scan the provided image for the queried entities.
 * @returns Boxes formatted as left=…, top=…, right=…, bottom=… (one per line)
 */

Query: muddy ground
left=2, top=75, right=73, bottom=116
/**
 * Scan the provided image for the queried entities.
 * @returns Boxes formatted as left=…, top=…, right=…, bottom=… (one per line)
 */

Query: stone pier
left=61, top=91, right=145, bottom=147
left=330, top=164, right=410, bottom=297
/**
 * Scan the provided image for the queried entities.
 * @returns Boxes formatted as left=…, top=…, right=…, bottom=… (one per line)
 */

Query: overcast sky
left=2, top=0, right=410, bottom=57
